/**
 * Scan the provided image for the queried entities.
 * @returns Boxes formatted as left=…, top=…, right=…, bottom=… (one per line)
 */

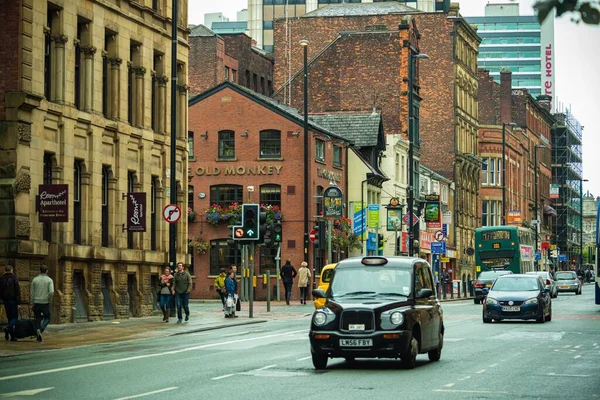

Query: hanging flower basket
left=190, top=236, right=210, bottom=255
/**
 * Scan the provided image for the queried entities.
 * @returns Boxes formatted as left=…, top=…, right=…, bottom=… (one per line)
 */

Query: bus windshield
left=481, top=230, right=511, bottom=241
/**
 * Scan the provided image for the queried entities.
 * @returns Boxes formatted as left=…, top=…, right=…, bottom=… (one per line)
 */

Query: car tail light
left=546, top=279, right=551, bottom=286
left=474, top=281, right=483, bottom=288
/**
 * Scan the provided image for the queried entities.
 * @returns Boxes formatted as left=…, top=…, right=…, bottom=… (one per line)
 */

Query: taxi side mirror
left=416, top=288, right=433, bottom=298
left=312, top=289, right=327, bottom=299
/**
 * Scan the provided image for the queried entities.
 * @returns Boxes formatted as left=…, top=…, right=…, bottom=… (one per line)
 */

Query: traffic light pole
left=275, top=244, right=281, bottom=301
left=249, top=242, right=255, bottom=318
left=327, top=219, right=333, bottom=264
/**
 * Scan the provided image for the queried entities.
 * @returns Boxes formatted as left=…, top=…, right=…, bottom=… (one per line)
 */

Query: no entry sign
left=162, top=204, right=181, bottom=223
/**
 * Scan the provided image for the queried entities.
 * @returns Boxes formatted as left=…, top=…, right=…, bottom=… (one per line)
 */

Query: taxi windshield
left=330, top=266, right=412, bottom=298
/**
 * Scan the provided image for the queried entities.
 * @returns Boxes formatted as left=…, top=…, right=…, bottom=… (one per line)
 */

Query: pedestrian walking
left=30, top=264, right=54, bottom=342
left=297, top=262, right=311, bottom=305
left=214, top=268, right=227, bottom=310
left=0, top=265, right=20, bottom=341
left=159, top=267, right=174, bottom=323
left=280, top=259, right=297, bottom=305
left=224, top=271, right=238, bottom=318
left=173, top=262, right=192, bottom=324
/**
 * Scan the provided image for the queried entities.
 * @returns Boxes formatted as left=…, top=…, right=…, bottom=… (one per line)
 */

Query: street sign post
left=162, top=204, right=181, bottom=223
left=309, top=229, right=317, bottom=243
left=402, top=212, right=419, bottom=227
left=431, top=241, right=446, bottom=255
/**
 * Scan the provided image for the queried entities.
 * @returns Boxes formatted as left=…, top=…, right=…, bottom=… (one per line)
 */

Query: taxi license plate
left=340, top=339, right=372, bottom=347
left=502, top=306, right=520, bottom=312
left=559, top=286, right=569, bottom=289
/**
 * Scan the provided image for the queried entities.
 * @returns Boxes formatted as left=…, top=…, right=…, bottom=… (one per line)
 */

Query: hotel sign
left=38, top=184, right=69, bottom=223
left=195, top=165, right=282, bottom=176
left=127, top=192, right=147, bottom=232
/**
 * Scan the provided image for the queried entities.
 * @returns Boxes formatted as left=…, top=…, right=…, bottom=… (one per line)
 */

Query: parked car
left=473, top=270, right=513, bottom=304
left=314, top=263, right=336, bottom=309
left=526, top=271, right=558, bottom=298
left=309, top=256, right=444, bottom=370
left=482, top=274, right=552, bottom=323
left=555, top=271, right=582, bottom=295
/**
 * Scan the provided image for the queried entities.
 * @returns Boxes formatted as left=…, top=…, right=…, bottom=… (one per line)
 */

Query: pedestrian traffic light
left=273, top=220, right=283, bottom=244
left=378, top=234, right=384, bottom=250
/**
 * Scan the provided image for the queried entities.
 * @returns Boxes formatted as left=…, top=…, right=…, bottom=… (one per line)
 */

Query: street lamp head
left=414, top=53, right=430, bottom=59
left=299, top=39, right=309, bottom=47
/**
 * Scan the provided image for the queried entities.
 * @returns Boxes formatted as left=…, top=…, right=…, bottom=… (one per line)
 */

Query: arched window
left=260, top=184, right=281, bottom=208
left=210, top=185, right=243, bottom=208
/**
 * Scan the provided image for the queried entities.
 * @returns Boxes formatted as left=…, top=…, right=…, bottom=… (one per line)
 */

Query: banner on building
left=352, top=202, right=366, bottom=239
left=38, top=184, right=69, bottom=223
left=386, top=199, right=403, bottom=231
left=368, top=204, right=380, bottom=228
left=323, top=186, right=343, bottom=217
left=549, top=184, right=559, bottom=199
left=424, top=194, right=441, bottom=229
left=507, top=210, right=522, bottom=224
left=127, top=192, right=147, bottom=232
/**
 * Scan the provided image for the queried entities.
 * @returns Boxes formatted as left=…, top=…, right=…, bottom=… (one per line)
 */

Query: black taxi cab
left=309, top=256, right=444, bottom=369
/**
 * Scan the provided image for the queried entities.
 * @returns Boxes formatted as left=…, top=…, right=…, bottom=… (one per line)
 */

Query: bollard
left=267, top=271, right=271, bottom=312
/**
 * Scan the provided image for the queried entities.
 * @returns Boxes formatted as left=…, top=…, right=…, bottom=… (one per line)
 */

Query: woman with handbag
left=224, top=271, right=238, bottom=318
left=159, top=267, right=174, bottom=322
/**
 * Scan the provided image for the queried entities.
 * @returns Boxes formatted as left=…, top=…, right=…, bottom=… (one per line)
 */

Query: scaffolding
left=551, top=107, right=583, bottom=269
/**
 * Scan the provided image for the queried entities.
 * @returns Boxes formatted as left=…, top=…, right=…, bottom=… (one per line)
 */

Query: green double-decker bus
left=474, top=226, right=535, bottom=277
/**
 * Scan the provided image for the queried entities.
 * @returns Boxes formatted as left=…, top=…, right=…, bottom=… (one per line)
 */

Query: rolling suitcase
left=14, top=318, right=36, bottom=339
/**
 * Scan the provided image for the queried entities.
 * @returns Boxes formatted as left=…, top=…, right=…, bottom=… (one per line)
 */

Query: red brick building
left=189, top=25, right=274, bottom=96
left=272, top=2, right=480, bottom=281
left=478, top=69, right=555, bottom=266
left=187, top=81, right=350, bottom=300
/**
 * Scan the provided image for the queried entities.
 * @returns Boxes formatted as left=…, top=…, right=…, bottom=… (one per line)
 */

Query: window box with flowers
left=188, top=207, right=196, bottom=222
left=190, top=236, right=210, bottom=255
left=204, top=203, right=283, bottom=226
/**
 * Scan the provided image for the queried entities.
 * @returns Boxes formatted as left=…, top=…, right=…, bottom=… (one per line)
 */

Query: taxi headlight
left=390, top=311, right=404, bottom=325
left=313, top=311, right=327, bottom=326
left=524, top=298, right=538, bottom=305
left=485, top=297, right=498, bottom=305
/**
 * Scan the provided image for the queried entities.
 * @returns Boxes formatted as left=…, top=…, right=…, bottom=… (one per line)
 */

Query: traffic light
left=313, top=220, right=326, bottom=248
left=378, top=234, right=384, bottom=250
left=262, top=221, right=273, bottom=246
left=231, top=203, right=260, bottom=241
left=273, top=220, right=283, bottom=245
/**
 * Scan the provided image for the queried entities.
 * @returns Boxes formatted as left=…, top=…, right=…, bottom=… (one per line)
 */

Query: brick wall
left=478, top=69, right=500, bottom=125
left=0, top=0, right=22, bottom=119
left=222, top=34, right=274, bottom=95
left=189, top=36, right=219, bottom=95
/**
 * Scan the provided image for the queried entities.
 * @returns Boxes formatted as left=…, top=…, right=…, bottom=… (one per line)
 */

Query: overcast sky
left=188, top=0, right=600, bottom=197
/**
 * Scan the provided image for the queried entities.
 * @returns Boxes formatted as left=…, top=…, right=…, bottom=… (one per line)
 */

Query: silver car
left=526, top=271, right=558, bottom=298
left=555, top=271, right=582, bottom=295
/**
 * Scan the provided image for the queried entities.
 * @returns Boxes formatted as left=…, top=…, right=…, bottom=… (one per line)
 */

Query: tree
left=535, top=0, right=600, bottom=24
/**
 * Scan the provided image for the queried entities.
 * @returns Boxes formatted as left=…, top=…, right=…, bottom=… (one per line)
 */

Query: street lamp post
left=533, top=145, right=545, bottom=271
left=300, top=39, right=309, bottom=264
left=407, top=49, right=428, bottom=257
left=501, top=122, right=516, bottom=225
left=579, top=178, right=589, bottom=271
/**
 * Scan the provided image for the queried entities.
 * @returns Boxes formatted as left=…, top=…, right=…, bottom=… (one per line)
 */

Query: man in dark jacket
left=173, top=262, right=192, bottom=323
left=0, top=265, right=20, bottom=341
left=280, top=259, right=297, bottom=305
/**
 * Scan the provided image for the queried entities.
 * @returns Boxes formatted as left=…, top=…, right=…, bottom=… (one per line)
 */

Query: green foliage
left=535, top=0, right=600, bottom=24
left=317, top=216, right=363, bottom=254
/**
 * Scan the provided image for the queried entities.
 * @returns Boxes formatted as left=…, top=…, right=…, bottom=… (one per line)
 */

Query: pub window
left=218, top=130, right=235, bottom=159
left=259, top=130, right=281, bottom=159
left=43, top=153, right=53, bottom=243
left=210, top=185, right=243, bottom=208
left=316, top=185, right=324, bottom=217
left=260, top=246, right=277, bottom=273
left=74, top=160, right=83, bottom=244
left=151, top=176, right=158, bottom=251
left=315, top=139, right=325, bottom=162
left=333, top=145, right=342, bottom=167
left=260, top=184, right=281, bottom=208
left=210, top=239, right=241, bottom=275
left=127, top=171, right=135, bottom=249
left=101, top=166, right=110, bottom=247
left=188, top=131, right=194, bottom=160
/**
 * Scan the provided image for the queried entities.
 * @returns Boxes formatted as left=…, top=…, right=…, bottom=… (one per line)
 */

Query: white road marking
left=457, top=376, right=471, bottom=381
left=443, top=383, right=455, bottom=388
left=112, top=387, right=178, bottom=400
left=296, top=356, right=312, bottom=361
left=476, top=369, right=486, bottom=374
left=254, top=365, right=277, bottom=372
left=548, top=373, right=590, bottom=377
left=593, top=343, right=598, bottom=347
left=0, top=387, right=54, bottom=397
left=488, top=363, right=498, bottom=368
left=574, top=345, right=582, bottom=349
left=0, top=329, right=307, bottom=382
left=433, top=389, right=508, bottom=394
left=444, top=338, right=466, bottom=342
left=574, top=355, right=582, bottom=359
left=212, top=374, right=236, bottom=381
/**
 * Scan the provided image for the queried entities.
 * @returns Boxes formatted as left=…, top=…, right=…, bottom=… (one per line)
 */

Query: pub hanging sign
left=127, top=192, right=147, bottom=232
left=323, top=186, right=343, bottom=218
left=38, top=184, right=69, bottom=223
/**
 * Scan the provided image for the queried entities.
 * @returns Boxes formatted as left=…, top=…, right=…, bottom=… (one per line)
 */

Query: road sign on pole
left=309, top=229, right=317, bottom=243
left=434, top=230, right=445, bottom=242
left=162, top=204, right=181, bottom=223
left=402, top=212, right=419, bottom=227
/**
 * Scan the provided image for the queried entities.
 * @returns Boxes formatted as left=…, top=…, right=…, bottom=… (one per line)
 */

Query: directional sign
left=434, top=230, right=446, bottom=242
left=162, top=204, right=181, bottom=223
left=309, top=229, right=318, bottom=243
left=402, top=213, right=420, bottom=227
left=431, top=241, right=446, bottom=255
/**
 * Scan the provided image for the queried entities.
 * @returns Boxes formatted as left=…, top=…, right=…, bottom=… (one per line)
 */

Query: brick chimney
left=500, top=68, right=512, bottom=124
left=536, top=94, right=552, bottom=112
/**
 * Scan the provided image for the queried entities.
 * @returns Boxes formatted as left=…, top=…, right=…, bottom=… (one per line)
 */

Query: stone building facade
left=0, top=0, right=189, bottom=323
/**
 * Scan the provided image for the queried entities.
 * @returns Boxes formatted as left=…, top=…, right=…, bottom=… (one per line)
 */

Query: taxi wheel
left=482, top=315, right=492, bottom=323
left=401, top=335, right=419, bottom=369
left=536, top=311, right=545, bottom=323
left=311, top=351, right=328, bottom=370
left=428, top=328, right=443, bottom=362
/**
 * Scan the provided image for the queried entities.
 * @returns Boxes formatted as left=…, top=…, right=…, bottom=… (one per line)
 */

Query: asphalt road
left=1, top=286, right=599, bottom=400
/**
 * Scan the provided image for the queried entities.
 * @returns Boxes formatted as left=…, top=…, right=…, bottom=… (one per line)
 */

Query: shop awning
left=543, top=205, right=557, bottom=217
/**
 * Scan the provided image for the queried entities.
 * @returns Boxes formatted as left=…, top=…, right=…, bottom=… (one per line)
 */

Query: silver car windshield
left=555, top=272, right=577, bottom=281
left=330, top=267, right=412, bottom=298
left=492, top=277, right=540, bottom=291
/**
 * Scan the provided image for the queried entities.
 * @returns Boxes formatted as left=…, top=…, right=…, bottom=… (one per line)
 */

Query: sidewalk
left=0, top=296, right=470, bottom=357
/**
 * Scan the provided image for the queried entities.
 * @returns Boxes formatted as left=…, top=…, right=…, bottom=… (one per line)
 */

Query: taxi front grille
left=340, top=310, right=375, bottom=333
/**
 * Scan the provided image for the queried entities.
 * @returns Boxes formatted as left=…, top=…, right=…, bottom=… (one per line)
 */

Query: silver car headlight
left=390, top=311, right=404, bottom=325
left=485, top=297, right=498, bottom=305
left=524, top=298, right=538, bottom=305
left=313, top=311, right=327, bottom=326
